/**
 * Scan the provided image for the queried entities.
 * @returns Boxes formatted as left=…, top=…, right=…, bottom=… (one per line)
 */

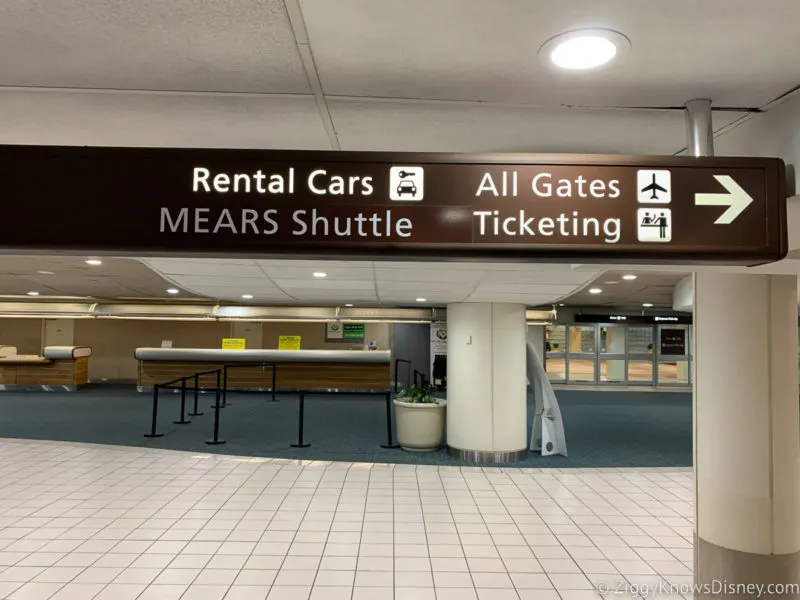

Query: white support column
left=446, top=302, right=527, bottom=463
left=694, top=272, right=800, bottom=594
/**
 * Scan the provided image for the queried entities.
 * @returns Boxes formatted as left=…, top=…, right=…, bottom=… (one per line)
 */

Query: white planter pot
left=393, top=399, right=447, bottom=452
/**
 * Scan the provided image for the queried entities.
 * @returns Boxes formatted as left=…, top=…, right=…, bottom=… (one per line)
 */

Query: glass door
left=567, top=325, right=596, bottom=383
left=627, top=325, right=656, bottom=384
left=598, top=325, right=626, bottom=383
left=544, top=325, right=567, bottom=383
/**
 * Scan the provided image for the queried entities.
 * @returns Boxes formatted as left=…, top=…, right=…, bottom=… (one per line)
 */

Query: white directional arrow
left=694, top=175, right=754, bottom=225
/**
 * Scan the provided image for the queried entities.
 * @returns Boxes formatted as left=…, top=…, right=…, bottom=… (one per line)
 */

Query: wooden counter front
left=0, top=355, right=89, bottom=387
left=136, top=348, right=392, bottom=391
left=139, top=360, right=390, bottom=391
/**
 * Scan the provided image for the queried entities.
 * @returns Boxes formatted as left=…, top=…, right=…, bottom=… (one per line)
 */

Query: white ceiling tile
left=304, top=0, right=800, bottom=107
left=330, top=99, right=744, bottom=154
left=0, top=90, right=330, bottom=149
left=374, top=269, right=482, bottom=283
left=470, top=283, right=580, bottom=295
left=262, top=266, right=374, bottom=280
left=274, top=280, right=375, bottom=291
left=0, top=0, right=308, bottom=93
left=143, top=261, right=264, bottom=278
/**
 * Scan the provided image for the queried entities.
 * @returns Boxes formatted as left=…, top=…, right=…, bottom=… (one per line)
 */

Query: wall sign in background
left=326, top=322, right=366, bottom=341
left=0, top=146, right=786, bottom=265
left=221, top=338, right=246, bottom=350
left=574, top=314, right=693, bottom=325
left=278, top=335, right=301, bottom=350
left=659, top=329, right=687, bottom=356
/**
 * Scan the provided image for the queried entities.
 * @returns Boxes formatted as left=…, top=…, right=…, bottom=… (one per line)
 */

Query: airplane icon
left=636, top=170, right=671, bottom=204
left=640, top=173, right=667, bottom=199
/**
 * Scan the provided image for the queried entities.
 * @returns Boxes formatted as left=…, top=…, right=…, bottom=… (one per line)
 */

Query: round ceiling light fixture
left=166, top=288, right=180, bottom=295
left=85, top=259, right=103, bottom=266
left=588, top=288, right=602, bottom=295
left=622, top=274, right=638, bottom=281
left=540, top=29, right=630, bottom=71
left=241, top=294, right=253, bottom=300
left=642, top=302, right=654, bottom=308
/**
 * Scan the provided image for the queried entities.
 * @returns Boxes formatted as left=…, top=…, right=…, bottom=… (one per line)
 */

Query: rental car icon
left=389, top=166, right=424, bottom=201
left=396, top=180, right=417, bottom=197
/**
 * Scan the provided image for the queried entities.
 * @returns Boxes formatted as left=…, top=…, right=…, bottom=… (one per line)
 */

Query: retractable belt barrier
left=144, top=363, right=278, bottom=444
left=144, top=365, right=399, bottom=452
left=394, top=358, right=412, bottom=393
left=290, top=390, right=399, bottom=450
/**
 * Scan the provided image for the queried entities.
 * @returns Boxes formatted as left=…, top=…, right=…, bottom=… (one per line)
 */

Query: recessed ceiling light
left=85, top=259, right=103, bottom=266
left=622, top=274, right=638, bottom=281
left=540, top=29, right=630, bottom=71
left=344, top=303, right=354, bottom=307
left=313, top=272, right=327, bottom=278
left=166, top=288, right=180, bottom=295
left=558, top=303, right=566, bottom=306
left=604, top=280, right=619, bottom=285
left=416, top=298, right=427, bottom=302
left=27, top=291, right=39, bottom=296
left=241, top=294, right=253, bottom=300
left=37, top=270, right=55, bottom=275
left=588, top=288, right=602, bottom=294
left=642, top=302, right=654, bottom=307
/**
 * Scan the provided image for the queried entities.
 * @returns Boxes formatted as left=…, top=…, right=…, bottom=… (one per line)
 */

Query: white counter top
left=135, top=348, right=391, bottom=364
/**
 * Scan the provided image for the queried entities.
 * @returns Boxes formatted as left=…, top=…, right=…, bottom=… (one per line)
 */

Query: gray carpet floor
left=0, top=385, right=691, bottom=468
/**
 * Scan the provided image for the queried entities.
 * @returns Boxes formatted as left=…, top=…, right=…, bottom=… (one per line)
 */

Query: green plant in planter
left=395, top=385, right=438, bottom=404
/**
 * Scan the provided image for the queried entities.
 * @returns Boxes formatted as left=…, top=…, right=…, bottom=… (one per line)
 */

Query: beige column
left=446, top=303, right=527, bottom=463
left=694, top=272, right=800, bottom=597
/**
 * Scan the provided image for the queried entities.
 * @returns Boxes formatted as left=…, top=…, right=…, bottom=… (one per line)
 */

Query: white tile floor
left=0, top=439, right=694, bottom=600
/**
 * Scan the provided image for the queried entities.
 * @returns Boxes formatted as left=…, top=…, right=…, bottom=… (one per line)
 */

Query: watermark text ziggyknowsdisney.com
left=595, top=579, right=800, bottom=598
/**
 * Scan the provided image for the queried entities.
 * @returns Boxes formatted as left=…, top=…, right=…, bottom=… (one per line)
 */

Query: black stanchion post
left=394, top=359, right=399, bottom=394
left=189, top=373, right=203, bottom=416
left=206, top=370, right=226, bottom=445
left=290, top=391, right=310, bottom=448
left=144, top=385, right=163, bottom=438
left=174, top=378, right=191, bottom=425
left=222, top=365, right=230, bottom=407
left=381, top=391, right=400, bottom=449
left=271, top=364, right=278, bottom=402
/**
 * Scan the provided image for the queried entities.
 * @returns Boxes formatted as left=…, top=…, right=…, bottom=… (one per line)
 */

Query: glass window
left=545, top=357, right=566, bottom=382
left=658, top=361, right=690, bottom=385
left=568, top=325, right=595, bottom=354
left=545, top=325, right=566, bottom=355
left=568, top=359, right=595, bottom=382
left=628, top=326, right=654, bottom=355
left=599, top=359, right=625, bottom=383
left=599, top=325, right=625, bottom=354
left=628, top=360, right=654, bottom=383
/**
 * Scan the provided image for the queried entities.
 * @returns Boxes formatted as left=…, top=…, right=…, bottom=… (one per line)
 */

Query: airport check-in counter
left=135, top=348, right=392, bottom=392
left=0, top=346, right=92, bottom=390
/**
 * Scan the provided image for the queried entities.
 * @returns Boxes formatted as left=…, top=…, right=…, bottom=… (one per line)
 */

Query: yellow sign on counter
left=278, top=335, right=301, bottom=350
left=221, top=338, right=246, bottom=350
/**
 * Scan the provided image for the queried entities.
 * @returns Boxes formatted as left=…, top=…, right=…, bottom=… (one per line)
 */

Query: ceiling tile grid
left=139, top=258, right=601, bottom=307
left=1, top=0, right=796, bottom=154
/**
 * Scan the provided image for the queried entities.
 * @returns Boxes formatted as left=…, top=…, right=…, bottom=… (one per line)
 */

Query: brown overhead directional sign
left=0, top=145, right=787, bottom=265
